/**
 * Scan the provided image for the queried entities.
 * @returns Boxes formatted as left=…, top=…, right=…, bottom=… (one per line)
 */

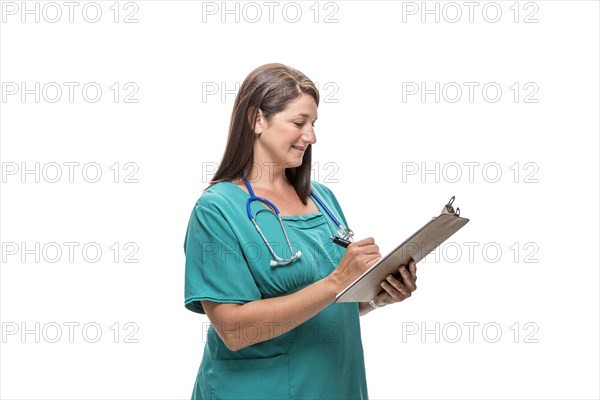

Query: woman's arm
left=202, top=237, right=381, bottom=352
left=202, top=276, right=338, bottom=352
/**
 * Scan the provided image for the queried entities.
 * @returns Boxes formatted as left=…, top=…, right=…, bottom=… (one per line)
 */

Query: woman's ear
left=248, top=107, right=264, bottom=135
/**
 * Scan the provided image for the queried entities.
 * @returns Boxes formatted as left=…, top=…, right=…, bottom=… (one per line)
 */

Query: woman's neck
left=242, top=164, right=292, bottom=192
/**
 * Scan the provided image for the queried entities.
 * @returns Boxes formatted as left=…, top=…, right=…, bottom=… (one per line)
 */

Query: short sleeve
left=183, top=204, right=262, bottom=314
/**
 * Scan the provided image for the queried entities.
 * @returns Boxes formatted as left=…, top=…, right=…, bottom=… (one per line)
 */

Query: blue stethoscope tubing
left=241, top=172, right=353, bottom=266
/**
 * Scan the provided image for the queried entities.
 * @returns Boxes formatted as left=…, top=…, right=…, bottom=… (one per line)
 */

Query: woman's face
left=253, top=92, right=318, bottom=173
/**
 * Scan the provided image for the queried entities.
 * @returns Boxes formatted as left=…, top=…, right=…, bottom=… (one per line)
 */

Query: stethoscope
left=242, top=172, right=354, bottom=267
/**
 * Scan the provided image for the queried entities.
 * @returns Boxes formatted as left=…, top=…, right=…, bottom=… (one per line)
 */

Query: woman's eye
left=294, top=122, right=316, bottom=128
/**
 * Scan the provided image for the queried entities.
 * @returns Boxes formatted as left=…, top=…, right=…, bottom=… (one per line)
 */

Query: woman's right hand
left=328, top=237, right=382, bottom=295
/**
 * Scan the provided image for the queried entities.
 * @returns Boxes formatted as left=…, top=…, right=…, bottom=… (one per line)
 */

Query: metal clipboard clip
left=440, top=196, right=460, bottom=217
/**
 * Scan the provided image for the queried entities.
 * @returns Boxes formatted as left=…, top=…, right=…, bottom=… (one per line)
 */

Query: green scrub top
left=183, top=180, right=368, bottom=400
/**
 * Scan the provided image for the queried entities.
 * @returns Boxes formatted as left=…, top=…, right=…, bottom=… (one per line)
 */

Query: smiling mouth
left=292, top=146, right=306, bottom=151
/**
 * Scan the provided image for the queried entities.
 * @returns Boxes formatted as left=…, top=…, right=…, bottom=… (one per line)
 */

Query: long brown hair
left=207, top=63, right=320, bottom=205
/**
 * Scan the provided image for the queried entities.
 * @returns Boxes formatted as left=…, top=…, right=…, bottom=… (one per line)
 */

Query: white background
left=1, top=1, right=598, bottom=399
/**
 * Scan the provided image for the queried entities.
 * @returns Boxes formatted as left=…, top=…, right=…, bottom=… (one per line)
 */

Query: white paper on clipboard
left=335, top=196, right=470, bottom=303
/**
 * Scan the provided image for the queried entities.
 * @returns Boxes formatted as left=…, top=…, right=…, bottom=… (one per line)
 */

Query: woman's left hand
left=371, top=259, right=417, bottom=307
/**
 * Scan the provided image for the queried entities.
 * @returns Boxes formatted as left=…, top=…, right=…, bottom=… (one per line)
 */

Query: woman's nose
left=303, top=127, right=317, bottom=145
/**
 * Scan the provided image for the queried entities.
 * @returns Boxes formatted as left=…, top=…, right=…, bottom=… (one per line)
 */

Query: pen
left=329, top=236, right=351, bottom=248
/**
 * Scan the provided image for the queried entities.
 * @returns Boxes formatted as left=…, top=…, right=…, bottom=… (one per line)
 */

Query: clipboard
left=335, top=196, right=469, bottom=303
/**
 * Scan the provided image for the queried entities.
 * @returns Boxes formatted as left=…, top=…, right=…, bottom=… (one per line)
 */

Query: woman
left=183, top=63, right=417, bottom=399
